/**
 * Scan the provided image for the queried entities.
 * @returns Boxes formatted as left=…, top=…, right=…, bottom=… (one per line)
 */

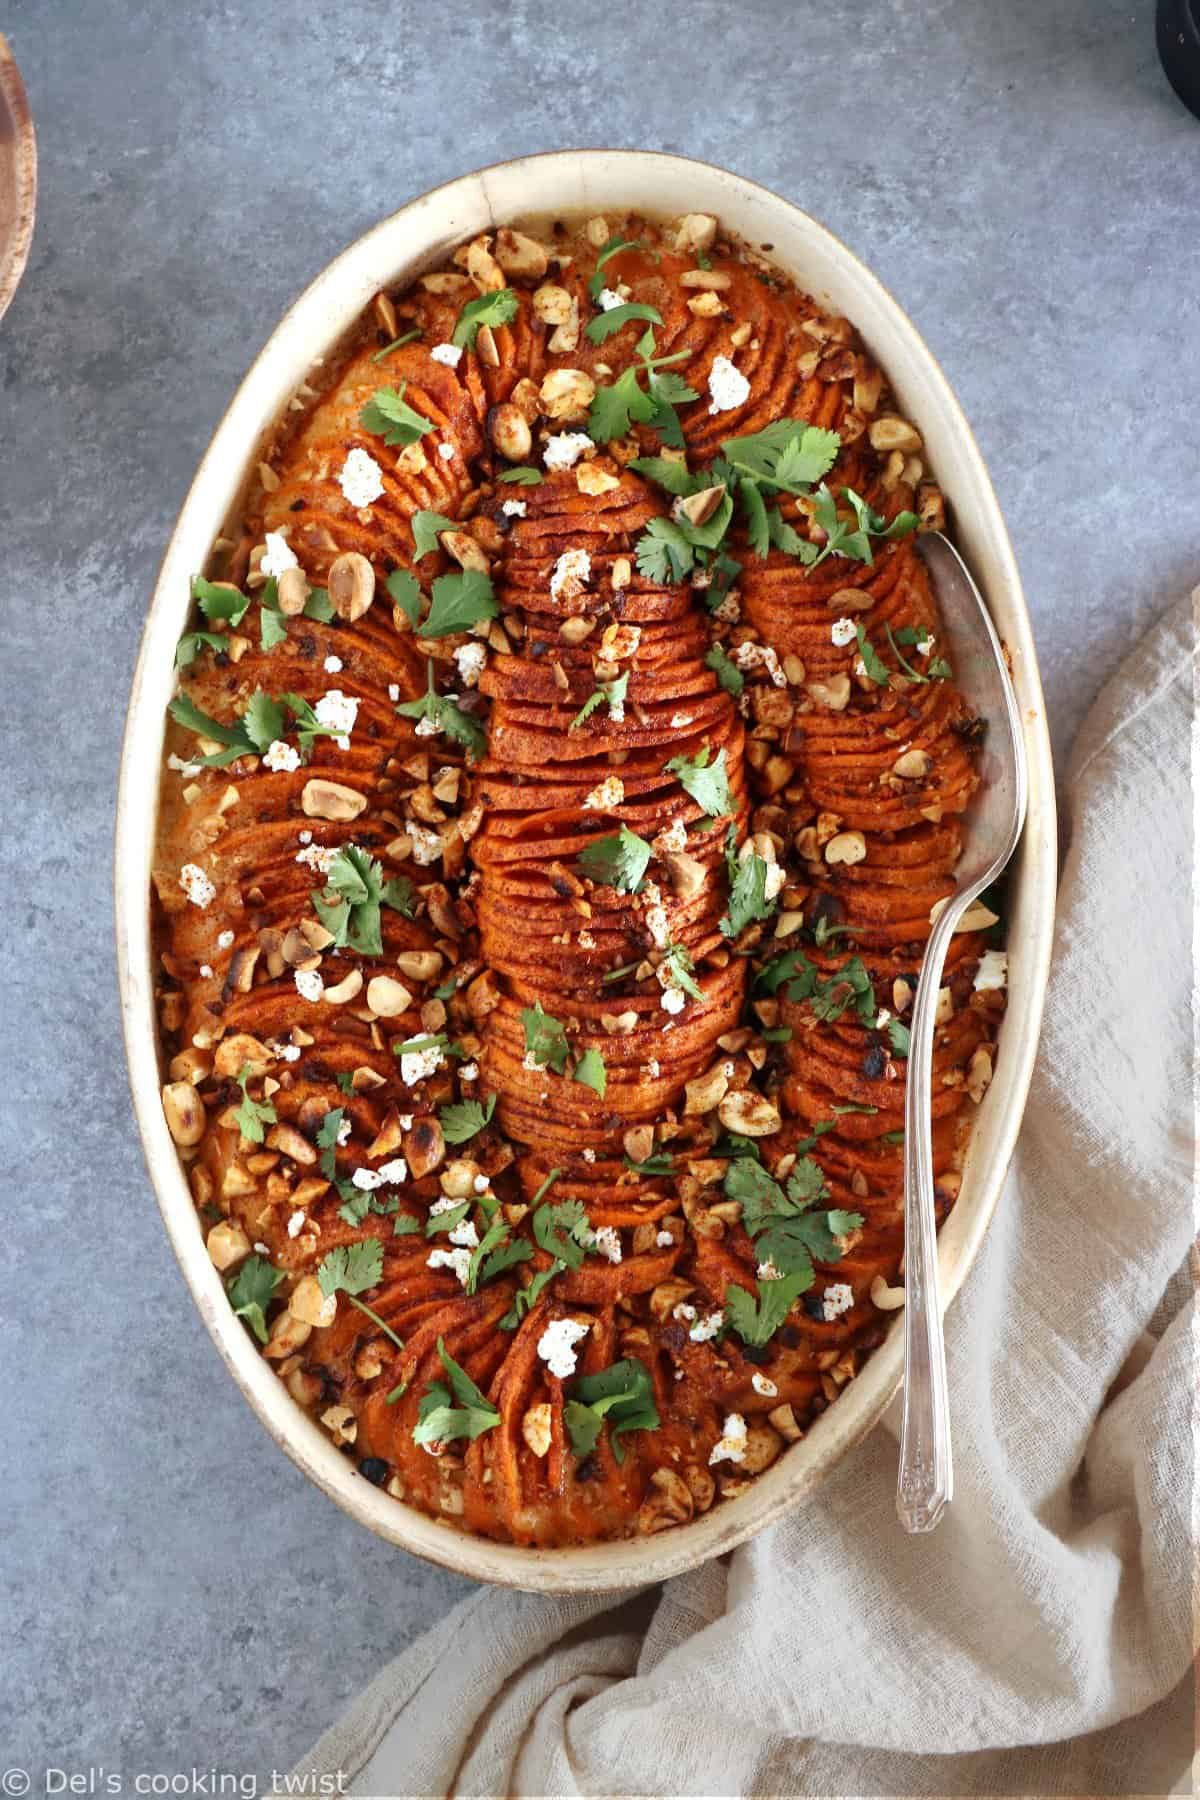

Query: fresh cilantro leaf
left=311, top=844, right=414, bottom=957
left=884, top=622, right=951, bottom=685
left=175, top=630, right=227, bottom=667
left=721, top=830, right=776, bottom=939
left=585, top=301, right=663, bottom=344
left=569, top=671, right=628, bottom=733
left=438, top=1094, right=497, bottom=1145
left=724, top=1271, right=811, bottom=1346
left=826, top=1208, right=866, bottom=1238
left=412, top=1337, right=501, bottom=1444
left=767, top=506, right=817, bottom=561
left=809, top=485, right=919, bottom=570
left=303, top=586, right=336, bottom=623
left=359, top=383, right=434, bottom=448
left=564, top=1357, right=659, bottom=1462
left=470, top=1227, right=532, bottom=1294
left=706, top=551, right=742, bottom=610
left=411, top=510, right=456, bottom=560
left=499, top=1260, right=562, bottom=1330
left=636, top=516, right=694, bottom=584
left=393, top=1213, right=421, bottom=1236
left=194, top=575, right=252, bottom=627
left=666, top=745, right=735, bottom=818
left=520, top=1002, right=570, bottom=1074
left=624, top=1152, right=674, bottom=1175
left=233, top=1062, right=276, bottom=1144
left=425, top=1200, right=471, bottom=1238
left=644, top=367, right=699, bottom=447
left=572, top=1048, right=607, bottom=1098
left=833, top=1101, right=878, bottom=1115
left=587, top=233, right=642, bottom=299
left=755, top=945, right=818, bottom=999
left=532, top=1198, right=593, bottom=1269
left=260, top=605, right=288, bottom=651
left=317, top=1239, right=384, bottom=1299
left=740, top=477, right=770, bottom=558
left=629, top=455, right=697, bottom=496
left=773, top=427, right=842, bottom=487
left=577, top=825, right=652, bottom=892
left=168, top=689, right=284, bottom=767
left=660, top=942, right=702, bottom=1000
left=588, top=367, right=650, bottom=443
left=386, top=568, right=423, bottom=626
left=855, top=624, right=890, bottom=686
left=395, top=661, right=487, bottom=759
left=371, top=327, right=422, bottom=362
left=810, top=956, right=878, bottom=1027
left=720, top=422, right=840, bottom=495
left=705, top=643, right=744, bottom=697
left=760, top=1025, right=793, bottom=1043
left=334, top=1072, right=356, bottom=1095
left=417, top=568, right=497, bottom=638
left=497, top=466, right=543, bottom=485
left=338, top=1189, right=399, bottom=1227
left=451, top=287, right=519, bottom=349
left=886, top=1019, right=911, bottom=1057
left=226, top=1254, right=283, bottom=1344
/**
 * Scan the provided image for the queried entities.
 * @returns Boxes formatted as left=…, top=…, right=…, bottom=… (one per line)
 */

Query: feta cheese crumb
left=543, top=432, right=593, bottom=471
left=294, top=968, right=324, bottom=1002
left=336, top=1116, right=352, bottom=1146
left=287, top=1210, right=307, bottom=1238
left=646, top=1057, right=661, bottom=1078
left=689, top=1310, right=724, bottom=1343
left=707, top=354, right=751, bottom=415
left=351, top=1166, right=384, bottom=1191
left=596, top=287, right=625, bottom=311
left=581, top=1147, right=596, bottom=1163
left=449, top=1218, right=480, bottom=1249
left=709, top=1413, right=749, bottom=1465
left=669, top=711, right=694, bottom=729
left=763, top=863, right=786, bottom=901
left=654, top=817, right=687, bottom=854
left=338, top=447, right=385, bottom=508
left=260, top=531, right=298, bottom=578
left=399, top=1042, right=445, bottom=1086
left=550, top=547, right=591, bottom=602
left=642, top=880, right=671, bottom=949
left=430, top=342, right=463, bottom=367
left=179, top=863, right=215, bottom=909
left=734, top=641, right=786, bottom=685
left=407, top=822, right=443, bottom=866
left=821, top=1281, right=855, bottom=1321
left=453, top=641, right=487, bottom=688
left=263, top=738, right=301, bottom=773
left=712, top=592, right=740, bottom=624
left=376, top=1158, right=409, bottom=1184
left=295, top=842, right=337, bottom=875
left=916, top=636, right=934, bottom=658
left=427, top=1246, right=472, bottom=1286
left=323, top=654, right=344, bottom=673
left=314, top=689, right=358, bottom=747
left=660, top=986, right=686, bottom=1015
left=591, top=1225, right=623, bottom=1264
left=583, top=774, right=624, bottom=810
left=438, top=441, right=456, bottom=460
left=974, top=948, right=1008, bottom=992
left=752, top=1372, right=779, bottom=1398
left=217, top=929, right=234, bottom=949
left=198, top=963, right=213, bottom=979
left=537, top=1317, right=590, bottom=1379
left=268, top=1040, right=301, bottom=1063
left=831, top=616, right=858, bottom=648
left=458, top=1062, right=478, bottom=1082
left=656, top=1228, right=674, bottom=1248
left=388, top=683, right=400, bottom=702
left=168, top=752, right=201, bottom=777
left=501, top=498, right=527, bottom=518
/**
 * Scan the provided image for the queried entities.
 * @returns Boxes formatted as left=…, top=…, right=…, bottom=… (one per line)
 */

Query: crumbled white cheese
left=581, top=1147, right=596, bottom=1163
left=261, top=531, right=298, bottom=578
left=735, top=641, right=786, bottom=686
left=654, top=817, right=687, bottom=854
left=689, top=1311, right=724, bottom=1343
left=660, top=986, right=686, bottom=1015
left=453, top=641, right=487, bottom=688
left=458, top=1062, right=478, bottom=1082
left=764, top=863, right=786, bottom=902
left=550, top=548, right=591, bottom=602
left=642, top=881, right=671, bottom=949
left=707, top=354, right=750, bottom=415
left=323, top=654, right=343, bottom=673
left=831, top=616, right=857, bottom=648
left=179, top=863, right=215, bottom=909
left=712, top=592, right=740, bottom=624
left=577, top=929, right=596, bottom=949
left=298, top=828, right=312, bottom=843
left=596, top=287, right=625, bottom=311
left=287, top=1210, right=307, bottom=1238
left=263, top=738, right=301, bottom=773
left=543, top=432, right=593, bottom=470
left=294, top=968, right=324, bottom=1002
left=430, top=342, right=463, bottom=367
left=974, top=948, right=1008, bottom=992
left=351, top=1166, right=384, bottom=1191
left=916, top=636, right=934, bottom=658
left=338, top=447, right=385, bottom=508
left=501, top=499, right=527, bottom=517
left=407, top=822, right=443, bottom=866
left=268, top=1041, right=302, bottom=1063
left=756, top=1258, right=782, bottom=1282
left=673, top=1302, right=698, bottom=1324
left=752, top=1372, right=779, bottom=1398
left=449, top=1218, right=480, bottom=1249
left=388, top=683, right=401, bottom=702
left=656, top=1229, right=674, bottom=1248
left=399, top=1043, right=444, bottom=1086
left=217, top=929, right=235, bottom=949
left=537, top=1317, right=590, bottom=1379
left=168, top=752, right=201, bottom=777
left=398, top=1114, right=413, bottom=1130
left=583, top=774, right=624, bottom=810
left=198, top=963, right=212, bottom=979
left=709, top=1413, right=749, bottom=1465
left=438, top=441, right=456, bottom=460
left=591, top=1225, right=622, bottom=1264
left=669, top=711, right=693, bottom=729
left=336, top=1116, right=352, bottom=1146
left=821, top=1281, right=854, bottom=1321
left=295, top=843, right=337, bottom=874
left=427, top=1246, right=472, bottom=1285
left=646, top=1058, right=661, bottom=1078
left=875, top=1007, right=892, bottom=1028
left=314, top=689, right=358, bottom=747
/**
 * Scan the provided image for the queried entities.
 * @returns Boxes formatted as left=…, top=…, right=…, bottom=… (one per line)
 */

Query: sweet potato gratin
left=154, top=212, right=1006, bottom=1545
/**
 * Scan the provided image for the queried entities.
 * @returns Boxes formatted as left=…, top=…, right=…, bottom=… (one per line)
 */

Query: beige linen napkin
left=281, top=596, right=1196, bottom=1800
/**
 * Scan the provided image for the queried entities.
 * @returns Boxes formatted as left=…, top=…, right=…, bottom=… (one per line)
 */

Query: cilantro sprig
left=412, top=1337, right=501, bottom=1444
left=359, top=383, right=434, bottom=448
left=577, top=825, right=652, bottom=893
left=564, top=1358, right=659, bottom=1461
left=569, top=671, right=628, bottom=733
left=395, top=660, right=487, bottom=759
left=666, top=745, right=735, bottom=819
left=233, top=1063, right=276, bottom=1144
left=226, top=1255, right=283, bottom=1344
left=417, top=568, right=497, bottom=639
left=438, top=1094, right=497, bottom=1145
left=310, top=845, right=415, bottom=958
left=720, top=827, right=777, bottom=939
left=451, top=288, right=519, bottom=349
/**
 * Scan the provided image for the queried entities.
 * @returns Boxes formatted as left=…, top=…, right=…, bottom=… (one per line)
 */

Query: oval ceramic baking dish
left=116, top=150, right=1056, bottom=1592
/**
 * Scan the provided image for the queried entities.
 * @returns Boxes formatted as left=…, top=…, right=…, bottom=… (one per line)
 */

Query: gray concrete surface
left=2, top=0, right=1196, bottom=1789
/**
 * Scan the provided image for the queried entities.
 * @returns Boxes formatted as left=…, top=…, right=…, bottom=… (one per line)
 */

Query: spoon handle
left=896, top=905, right=956, bottom=1532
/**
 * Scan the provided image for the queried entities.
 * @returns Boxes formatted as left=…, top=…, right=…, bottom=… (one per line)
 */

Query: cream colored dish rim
left=0, top=32, right=37, bottom=323
left=115, top=149, right=1057, bottom=1593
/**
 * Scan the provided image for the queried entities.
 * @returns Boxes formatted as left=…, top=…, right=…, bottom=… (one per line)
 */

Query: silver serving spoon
left=895, top=531, right=1029, bottom=1533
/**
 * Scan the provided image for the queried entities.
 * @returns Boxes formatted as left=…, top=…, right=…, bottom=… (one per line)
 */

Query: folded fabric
left=278, top=594, right=1197, bottom=1800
